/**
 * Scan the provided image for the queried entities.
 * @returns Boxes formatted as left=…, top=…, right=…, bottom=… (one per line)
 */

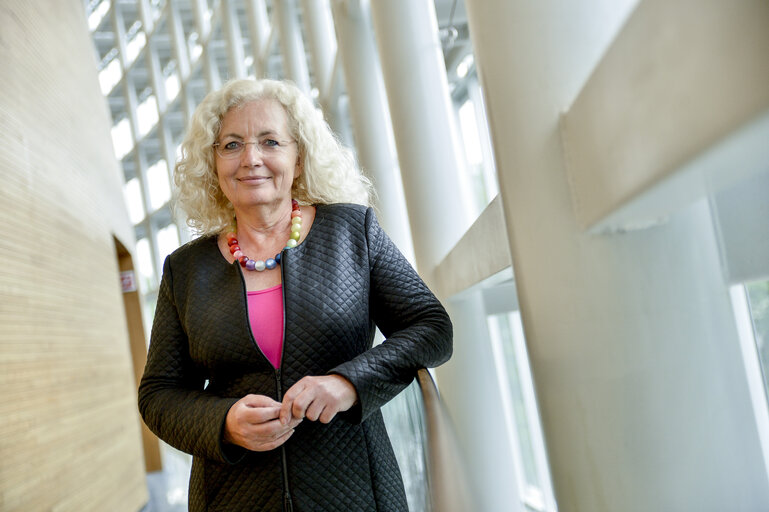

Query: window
left=165, top=72, right=180, bottom=102
left=730, top=280, right=769, bottom=482
left=451, top=66, right=498, bottom=218
left=135, top=237, right=155, bottom=293
left=125, top=28, right=146, bottom=65
left=746, top=280, right=769, bottom=400
left=457, top=96, right=495, bottom=215
left=156, top=224, right=180, bottom=266
left=487, top=311, right=556, bottom=512
left=111, top=117, right=133, bottom=160
left=99, top=57, right=122, bottom=95
left=137, top=94, right=159, bottom=138
left=123, top=178, right=145, bottom=224
left=87, top=0, right=110, bottom=31
left=146, top=160, right=171, bottom=210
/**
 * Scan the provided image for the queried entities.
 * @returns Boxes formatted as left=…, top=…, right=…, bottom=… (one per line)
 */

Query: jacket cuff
left=218, top=401, right=247, bottom=464
left=327, top=369, right=365, bottom=424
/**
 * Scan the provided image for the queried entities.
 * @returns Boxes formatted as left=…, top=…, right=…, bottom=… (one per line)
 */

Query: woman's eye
left=224, top=141, right=242, bottom=150
left=262, top=139, right=279, bottom=147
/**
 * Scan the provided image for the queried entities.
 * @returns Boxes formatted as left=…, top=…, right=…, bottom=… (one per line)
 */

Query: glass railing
left=382, top=378, right=431, bottom=512
left=383, top=369, right=474, bottom=512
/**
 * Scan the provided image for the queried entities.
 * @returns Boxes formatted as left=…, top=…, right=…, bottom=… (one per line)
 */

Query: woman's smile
left=237, top=175, right=272, bottom=184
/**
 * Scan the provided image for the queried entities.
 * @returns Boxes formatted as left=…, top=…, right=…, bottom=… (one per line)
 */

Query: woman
left=138, top=78, right=452, bottom=512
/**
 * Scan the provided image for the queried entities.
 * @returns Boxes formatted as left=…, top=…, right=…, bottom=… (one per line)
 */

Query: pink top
left=246, top=284, right=284, bottom=369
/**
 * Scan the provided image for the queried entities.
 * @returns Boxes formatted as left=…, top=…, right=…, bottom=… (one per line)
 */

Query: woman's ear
left=294, top=155, right=303, bottom=178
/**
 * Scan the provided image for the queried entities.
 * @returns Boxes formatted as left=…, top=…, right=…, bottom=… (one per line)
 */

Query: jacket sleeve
left=329, top=207, right=453, bottom=422
left=138, top=256, right=244, bottom=464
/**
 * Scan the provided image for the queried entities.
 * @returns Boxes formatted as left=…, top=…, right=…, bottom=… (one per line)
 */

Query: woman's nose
left=241, top=142, right=264, bottom=164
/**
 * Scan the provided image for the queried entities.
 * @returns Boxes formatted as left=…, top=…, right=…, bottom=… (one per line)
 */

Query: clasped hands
left=223, top=374, right=358, bottom=452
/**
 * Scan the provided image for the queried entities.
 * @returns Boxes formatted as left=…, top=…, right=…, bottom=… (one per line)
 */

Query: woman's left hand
left=280, top=375, right=358, bottom=425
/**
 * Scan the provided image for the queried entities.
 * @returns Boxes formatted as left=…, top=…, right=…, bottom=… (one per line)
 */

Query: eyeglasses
left=213, top=137, right=296, bottom=159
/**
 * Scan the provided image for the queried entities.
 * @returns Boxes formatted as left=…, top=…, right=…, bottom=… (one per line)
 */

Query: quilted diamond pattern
left=138, top=204, right=453, bottom=511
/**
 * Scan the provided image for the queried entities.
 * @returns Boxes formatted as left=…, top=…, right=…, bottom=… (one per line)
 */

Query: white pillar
left=440, top=295, right=522, bottom=511
left=331, top=0, right=413, bottom=260
left=275, top=0, right=311, bottom=95
left=245, top=0, right=270, bottom=77
left=221, top=0, right=247, bottom=79
left=463, top=0, right=769, bottom=510
left=369, top=0, right=470, bottom=276
left=167, top=0, right=195, bottom=122
left=191, top=0, right=220, bottom=91
left=300, top=0, right=351, bottom=144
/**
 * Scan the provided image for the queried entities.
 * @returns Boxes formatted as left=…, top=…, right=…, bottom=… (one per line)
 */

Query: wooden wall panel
left=0, top=1, right=148, bottom=511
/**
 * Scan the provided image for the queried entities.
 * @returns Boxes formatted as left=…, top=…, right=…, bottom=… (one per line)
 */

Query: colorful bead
left=231, top=200, right=302, bottom=271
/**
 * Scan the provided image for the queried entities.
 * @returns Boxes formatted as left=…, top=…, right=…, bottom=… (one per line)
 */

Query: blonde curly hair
left=174, top=78, right=373, bottom=235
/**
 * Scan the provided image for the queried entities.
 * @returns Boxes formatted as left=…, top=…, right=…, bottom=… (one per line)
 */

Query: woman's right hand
left=223, top=394, right=302, bottom=451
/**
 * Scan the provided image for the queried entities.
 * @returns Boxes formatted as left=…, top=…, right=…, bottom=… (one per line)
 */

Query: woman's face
left=214, top=99, right=301, bottom=214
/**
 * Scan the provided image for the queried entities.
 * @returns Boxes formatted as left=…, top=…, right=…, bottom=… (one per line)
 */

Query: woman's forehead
left=220, top=99, right=290, bottom=133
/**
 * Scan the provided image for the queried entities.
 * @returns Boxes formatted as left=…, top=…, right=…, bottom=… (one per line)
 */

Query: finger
left=280, top=382, right=306, bottom=425
left=249, top=418, right=293, bottom=439
left=242, top=394, right=281, bottom=408
left=304, top=400, right=325, bottom=422
left=279, top=399, right=293, bottom=426
left=250, top=429, right=295, bottom=452
left=291, top=391, right=315, bottom=421
left=318, top=407, right=338, bottom=424
left=241, top=406, right=281, bottom=425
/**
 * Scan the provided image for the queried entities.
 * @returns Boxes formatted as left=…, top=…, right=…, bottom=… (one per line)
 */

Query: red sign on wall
left=120, top=270, right=137, bottom=293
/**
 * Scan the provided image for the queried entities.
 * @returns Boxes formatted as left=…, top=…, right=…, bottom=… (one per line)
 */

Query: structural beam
left=560, top=0, right=769, bottom=232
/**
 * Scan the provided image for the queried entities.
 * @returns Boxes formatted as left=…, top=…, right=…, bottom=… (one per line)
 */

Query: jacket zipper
left=275, top=368, right=293, bottom=512
left=236, top=253, right=294, bottom=512
left=278, top=249, right=293, bottom=512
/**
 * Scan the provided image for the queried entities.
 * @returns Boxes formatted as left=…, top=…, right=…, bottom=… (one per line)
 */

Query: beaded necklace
left=225, top=199, right=302, bottom=271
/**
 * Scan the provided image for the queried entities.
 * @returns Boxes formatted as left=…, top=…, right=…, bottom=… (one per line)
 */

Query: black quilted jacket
left=138, top=204, right=453, bottom=511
